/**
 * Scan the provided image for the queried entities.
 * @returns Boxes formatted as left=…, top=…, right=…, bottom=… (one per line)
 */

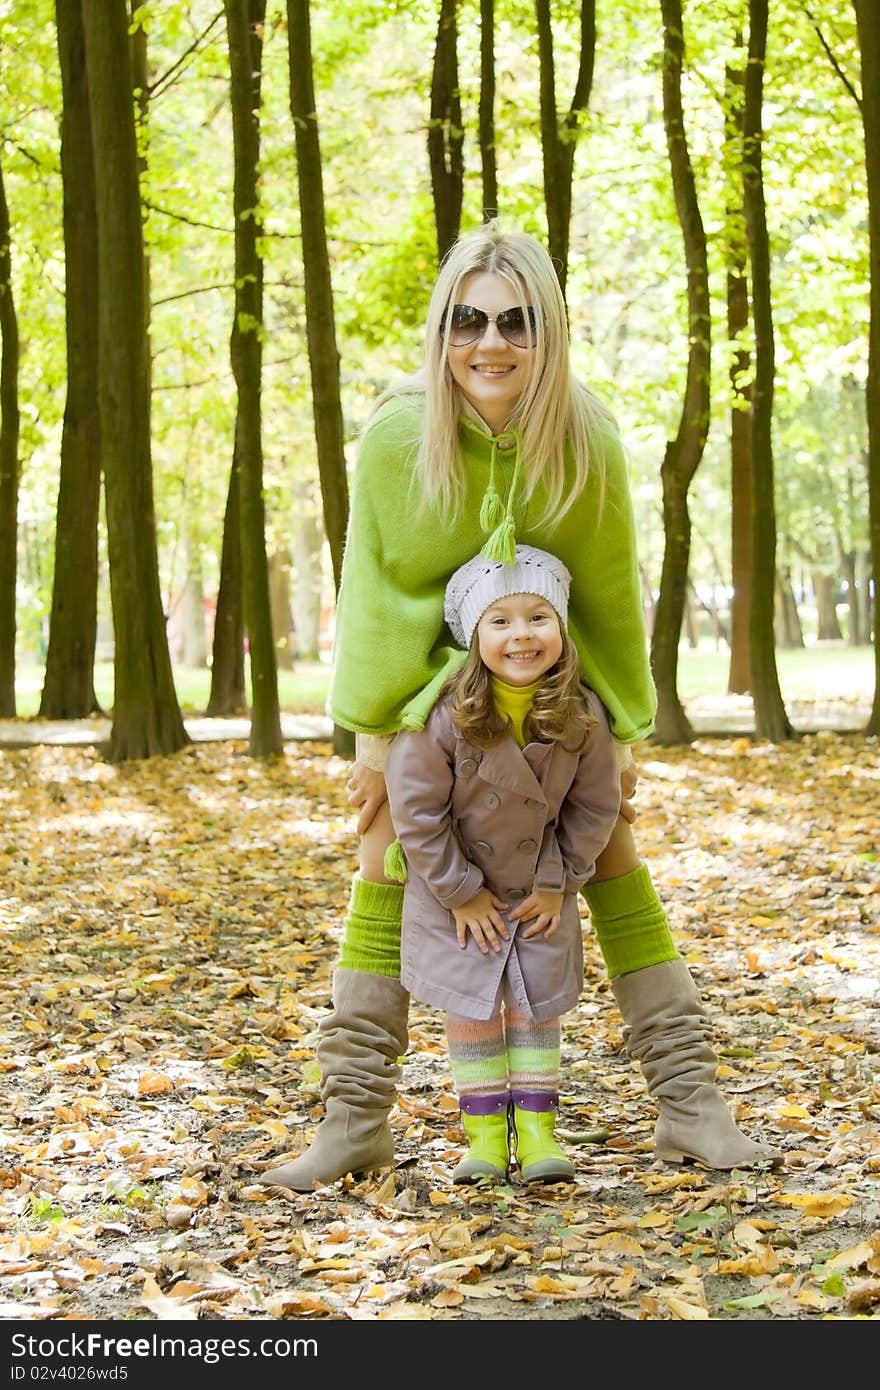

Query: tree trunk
left=650, top=0, right=710, bottom=746
left=224, top=0, right=282, bottom=758
left=0, top=155, right=19, bottom=718
left=743, top=0, right=794, bottom=742
left=428, top=0, right=464, bottom=264
left=724, top=35, right=753, bottom=696
left=269, top=549, right=294, bottom=671
left=858, top=544, right=873, bottom=641
left=291, top=477, right=322, bottom=660
left=854, top=0, right=880, bottom=733
left=286, top=0, right=348, bottom=596
left=812, top=570, right=843, bottom=640
left=838, top=531, right=861, bottom=643
left=479, top=0, right=497, bottom=220
left=535, top=0, right=595, bottom=298
left=206, top=449, right=246, bottom=714
left=81, top=0, right=187, bottom=761
left=774, top=568, right=804, bottom=649
left=130, top=0, right=150, bottom=371
left=182, top=539, right=207, bottom=669
left=838, top=473, right=863, bottom=643
left=41, top=0, right=102, bottom=720
left=287, top=0, right=352, bottom=757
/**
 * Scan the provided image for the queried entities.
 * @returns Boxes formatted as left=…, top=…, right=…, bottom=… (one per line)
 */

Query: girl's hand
left=511, top=889, right=564, bottom=940
left=452, top=889, right=510, bottom=954
left=619, top=759, right=638, bottom=825
left=346, top=762, right=388, bottom=836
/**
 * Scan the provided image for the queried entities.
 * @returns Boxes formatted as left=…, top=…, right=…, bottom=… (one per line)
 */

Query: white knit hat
left=444, top=545, right=571, bottom=650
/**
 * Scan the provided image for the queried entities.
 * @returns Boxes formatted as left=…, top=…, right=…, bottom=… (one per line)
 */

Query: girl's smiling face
left=476, top=592, right=563, bottom=685
left=445, top=271, right=535, bottom=434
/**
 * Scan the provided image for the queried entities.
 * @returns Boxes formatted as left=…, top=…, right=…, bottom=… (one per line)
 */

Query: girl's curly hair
left=443, top=628, right=596, bottom=752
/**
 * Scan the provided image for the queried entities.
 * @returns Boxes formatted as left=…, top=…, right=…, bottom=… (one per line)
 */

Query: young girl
left=383, top=546, right=621, bottom=1183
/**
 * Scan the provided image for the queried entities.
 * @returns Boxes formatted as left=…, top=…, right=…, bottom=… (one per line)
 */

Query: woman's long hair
left=371, top=220, right=615, bottom=530
left=444, top=628, right=597, bottom=753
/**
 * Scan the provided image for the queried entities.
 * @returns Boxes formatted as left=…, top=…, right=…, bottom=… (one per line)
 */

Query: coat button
left=517, top=838, right=538, bottom=853
left=486, top=792, right=501, bottom=809
left=459, top=757, right=479, bottom=776
left=524, top=798, right=541, bottom=808
left=469, top=840, right=494, bottom=856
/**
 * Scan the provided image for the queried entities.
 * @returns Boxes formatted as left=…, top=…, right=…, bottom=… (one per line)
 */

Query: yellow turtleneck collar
left=491, top=675, right=541, bottom=748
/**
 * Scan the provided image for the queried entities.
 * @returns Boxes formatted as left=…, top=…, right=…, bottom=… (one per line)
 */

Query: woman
left=262, top=221, right=780, bottom=1190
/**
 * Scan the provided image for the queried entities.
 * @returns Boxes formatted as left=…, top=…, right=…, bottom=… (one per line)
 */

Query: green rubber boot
left=451, top=1095, right=510, bottom=1184
left=510, top=1092, right=574, bottom=1183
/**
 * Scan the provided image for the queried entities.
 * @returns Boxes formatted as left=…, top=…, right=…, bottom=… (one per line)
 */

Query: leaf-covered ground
left=0, top=730, right=878, bottom=1322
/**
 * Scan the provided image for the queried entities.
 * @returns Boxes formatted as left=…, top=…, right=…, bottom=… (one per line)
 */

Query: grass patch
left=14, top=660, right=332, bottom=719
left=675, top=642, right=874, bottom=701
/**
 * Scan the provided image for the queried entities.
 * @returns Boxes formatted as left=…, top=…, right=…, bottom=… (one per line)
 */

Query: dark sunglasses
left=442, top=303, right=538, bottom=348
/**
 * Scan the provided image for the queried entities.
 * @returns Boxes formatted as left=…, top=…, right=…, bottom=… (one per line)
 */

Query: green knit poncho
left=327, top=394, right=657, bottom=745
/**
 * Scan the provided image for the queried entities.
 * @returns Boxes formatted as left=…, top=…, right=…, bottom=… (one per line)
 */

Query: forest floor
left=0, top=710, right=878, bottom=1328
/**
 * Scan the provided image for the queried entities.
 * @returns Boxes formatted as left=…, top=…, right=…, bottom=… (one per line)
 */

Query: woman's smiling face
left=445, top=271, right=535, bottom=434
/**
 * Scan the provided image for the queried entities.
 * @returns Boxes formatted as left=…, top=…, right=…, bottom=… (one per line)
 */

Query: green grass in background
left=675, top=642, right=874, bottom=701
left=13, top=660, right=332, bottom=719
left=11, top=643, right=875, bottom=719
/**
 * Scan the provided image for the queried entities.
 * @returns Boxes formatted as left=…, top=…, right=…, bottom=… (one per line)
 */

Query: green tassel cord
left=480, top=439, right=522, bottom=564
left=479, top=485, right=505, bottom=533
left=482, top=513, right=517, bottom=563
left=383, top=837, right=409, bottom=884
left=479, top=442, right=505, bottom=532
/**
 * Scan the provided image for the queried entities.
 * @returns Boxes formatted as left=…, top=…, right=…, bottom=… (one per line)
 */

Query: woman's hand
left=618, top=758, right=639, bottom=825
left=347, top=761, right=389, bottom=836
left=512, top=889, right=564, bottom=940
left=452, top=888, right=510, bottom=955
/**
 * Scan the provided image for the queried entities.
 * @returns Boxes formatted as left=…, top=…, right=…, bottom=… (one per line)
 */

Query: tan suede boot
left=261, top=969, right=409, bottom=1191
left=611, top=959, right=782, bottom=1170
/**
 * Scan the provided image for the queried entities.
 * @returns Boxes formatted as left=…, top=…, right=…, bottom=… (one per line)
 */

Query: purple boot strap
left=511, top=1089, right=558, bottom=1113
left=459, top=1092, right=509, bottom=1116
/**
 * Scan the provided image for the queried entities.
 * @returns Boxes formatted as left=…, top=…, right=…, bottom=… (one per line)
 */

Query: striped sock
left=446, top=1013, right=508, bottom=1103
left=504, top=1006, right=560, bottom=1097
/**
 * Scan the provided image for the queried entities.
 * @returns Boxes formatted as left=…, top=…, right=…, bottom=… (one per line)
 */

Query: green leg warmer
left=581, top=863, right=680, bottom=978
left=337, top=874, right=404, bottom=978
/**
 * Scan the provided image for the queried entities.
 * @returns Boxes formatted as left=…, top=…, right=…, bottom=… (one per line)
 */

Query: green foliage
left=4, top=0, right=874, bottom=666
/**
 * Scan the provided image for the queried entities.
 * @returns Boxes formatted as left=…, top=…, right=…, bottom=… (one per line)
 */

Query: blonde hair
left=443, top=629, right=596, bottom=753
left=371, top=220, right=615, bottom=530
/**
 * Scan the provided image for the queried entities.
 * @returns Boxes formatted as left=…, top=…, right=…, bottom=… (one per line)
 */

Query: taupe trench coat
left=385, top=692, right=621, bottom=1021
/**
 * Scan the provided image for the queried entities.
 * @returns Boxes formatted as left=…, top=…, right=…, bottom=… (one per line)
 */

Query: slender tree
left=429, top=0, right=464, bottom=263
left=81, top=0, right=188, bottom=760
left=206, top=454, right=246, bottom=714
left=40, top=0, right=101, bottom=720
left=224, top=0, right=282, bottom=758
left=287, top=0, right=352, bottom=755
left=0, top=151, right=19, bottom=718
left=854, top=0, right=880, bottom=733
left=724, top=32, right=753, bottom=696
left=742, top=0, right=794, bottom=741
left=287, top=0, right=348, bottom=594
left=479, top=0, right=498, bottom=220
left=649, top=0, right=710, bottom=745
left=534, top=0, right=595, bottom=295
